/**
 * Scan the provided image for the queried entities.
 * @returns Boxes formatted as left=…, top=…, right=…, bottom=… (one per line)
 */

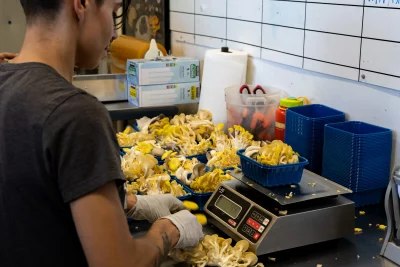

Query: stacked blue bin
left=285, top=104, right=346, bottom=175
left=322, top=121, right=392, bottom=207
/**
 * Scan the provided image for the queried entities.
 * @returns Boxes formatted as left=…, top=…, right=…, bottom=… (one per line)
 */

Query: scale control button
left=228, top=219, right=237, bottom=227
left=247, top=218, right=260, bottom=230
left=263, top=218, right=270, bottom=226
left=253, top=233, right=260, bottom=240
left=258, top=226, right=265, bottom=233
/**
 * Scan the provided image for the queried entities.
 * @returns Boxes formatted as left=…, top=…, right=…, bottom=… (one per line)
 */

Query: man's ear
left=73, top=0, right=89, bottom=23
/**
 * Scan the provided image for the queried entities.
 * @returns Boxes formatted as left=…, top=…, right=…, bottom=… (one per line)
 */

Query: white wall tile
left=304, top=59, right=359, bottom=81
left=360, top=71, right=400, bottom=91
left=171, top=31, right=195, bottom=44
left=195, top=35, right=227, bottom=48
left=170, top=12, right=194, bottom=33
left=227, top=0, right=262, bottom=22
left=262, top=25, right=304, bottom=56
left=263, top=0, right=305, bottom=29
left=227, top=41, right=261, bottom=58
left=310, top=0, right=363, bottom=4
left=170, top=0, right=194, bottom=13
left=306, top=4, right=363, bottom=36
left=195, top=0, right=227, bottom=17
left=261, top=49, right=303, bottom=68
left=363, top=8, right=400, bottom=42
left=304, top=31, right=361, bottom=68
left=195, top=15, right=226, bottom=38
left=227, top=19, right=262, bottom=46
left=361, top=39, right=400, bottom=77
left=365, top=0, right=400, bottom=8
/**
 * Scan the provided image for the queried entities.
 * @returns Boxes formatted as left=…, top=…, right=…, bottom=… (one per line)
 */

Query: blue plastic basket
left=133, top=123, right=140, bottom=132
left=322, top=121, right=392, bottom=193
left=187, top=153, right=208, bottom=164
left=237, top=149, right=309, bottom=187
left=134, top=122, right=209, bottom=163
left=134, top=180, right=192, bottom=201
left=285, top=104, right=345, bottom=175
left=345, top=188, right=386, bottom=207
left=172, top=177, right=213, bottom=211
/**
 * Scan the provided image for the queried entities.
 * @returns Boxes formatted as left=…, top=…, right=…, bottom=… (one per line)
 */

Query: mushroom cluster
left=170, top=235, right=264, bottom=267
left=244, top=140, right=299, bottom=166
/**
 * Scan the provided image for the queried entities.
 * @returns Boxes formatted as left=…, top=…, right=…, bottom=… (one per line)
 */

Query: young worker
left=0, top=1, right=203, bottom=266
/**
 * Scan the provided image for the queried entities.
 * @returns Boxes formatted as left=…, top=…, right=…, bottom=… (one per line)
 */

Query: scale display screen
left=215, top=195, right=242, bottom=219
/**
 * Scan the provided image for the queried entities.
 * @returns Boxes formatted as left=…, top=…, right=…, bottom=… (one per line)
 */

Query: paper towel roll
left=199, top=48, right=248, bottom=125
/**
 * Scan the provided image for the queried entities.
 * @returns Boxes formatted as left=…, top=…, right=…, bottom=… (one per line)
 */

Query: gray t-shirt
left=0, top=62, right=126, bottom=267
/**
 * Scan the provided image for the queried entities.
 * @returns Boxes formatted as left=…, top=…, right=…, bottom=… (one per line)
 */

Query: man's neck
left=12, top=21, right=77, bottom=83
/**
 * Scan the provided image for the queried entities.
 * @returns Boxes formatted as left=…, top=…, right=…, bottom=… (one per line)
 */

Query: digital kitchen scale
left=204, top=170, right=355, bottom=255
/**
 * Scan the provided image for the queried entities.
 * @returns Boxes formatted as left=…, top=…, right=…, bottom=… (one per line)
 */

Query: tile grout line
left=172, top=1, right=399, bottom=84
left=226, top=0, right=228, bottom=44
left=358, top=0, right=366, bottom=82
left=302, top=1, right=307, bottom=68
left=260, top=0, right=264, bottom=59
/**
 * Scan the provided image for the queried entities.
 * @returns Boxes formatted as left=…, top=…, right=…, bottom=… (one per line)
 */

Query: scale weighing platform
left=204, top=170, right=355, bottom=255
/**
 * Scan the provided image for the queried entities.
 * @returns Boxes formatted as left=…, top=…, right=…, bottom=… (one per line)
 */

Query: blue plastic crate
left=322, top=121, right=392, bottom=192
left=237, top=149, right=309, bottom=187
left=285, top=104, right=345, bottom=175
left=345, top=188, right=386, bottom=207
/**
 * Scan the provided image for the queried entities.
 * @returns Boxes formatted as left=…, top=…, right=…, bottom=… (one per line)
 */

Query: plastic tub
left=285, top=104, right=345, bottom=175
left=237, top=149, right=309, bottom=187
left=322, top=121, right=392, bottom=193
left=225, top=85, right=281, bottom=141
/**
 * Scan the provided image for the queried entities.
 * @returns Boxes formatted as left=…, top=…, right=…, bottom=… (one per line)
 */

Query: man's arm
left=71, top=181, right=180, bottom=267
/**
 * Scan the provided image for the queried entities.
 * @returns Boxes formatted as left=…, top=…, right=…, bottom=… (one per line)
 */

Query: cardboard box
left=126, top=58, right=200, bottom=85
left=128, top=82, right=201, bottom=107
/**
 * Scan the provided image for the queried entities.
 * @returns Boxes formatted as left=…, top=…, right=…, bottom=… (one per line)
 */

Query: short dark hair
left=20, top=0, right=130, bottom=28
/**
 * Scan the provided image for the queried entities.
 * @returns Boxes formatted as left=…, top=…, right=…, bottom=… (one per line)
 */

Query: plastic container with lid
left=225, top=85, right=282, bottom=141
left=274, top=97, right=305, bottom=141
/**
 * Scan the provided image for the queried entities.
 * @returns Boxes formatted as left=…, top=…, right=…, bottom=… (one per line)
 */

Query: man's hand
left=162, top=210, right=204, bottom=249
left=0, top=52, right=17, bottom=63
left=126, top=194, right=185, bottom=223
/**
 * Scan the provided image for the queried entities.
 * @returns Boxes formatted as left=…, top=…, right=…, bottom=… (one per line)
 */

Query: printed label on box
left=129, top=86, right=137, bottom=99
left=126, top=58, right=200, bottom=86
left=127, top=81, right=201, bottom=107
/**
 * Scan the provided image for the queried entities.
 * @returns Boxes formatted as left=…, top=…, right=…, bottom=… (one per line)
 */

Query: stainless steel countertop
left=103, top=101, right=179, bottom=121
left=129, top=204, right=398, bottom=267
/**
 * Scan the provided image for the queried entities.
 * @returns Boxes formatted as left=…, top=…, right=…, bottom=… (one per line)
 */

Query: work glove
left=126, top=194, right=185, bottom=223
left=162, top=210, right=204, bottom=249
